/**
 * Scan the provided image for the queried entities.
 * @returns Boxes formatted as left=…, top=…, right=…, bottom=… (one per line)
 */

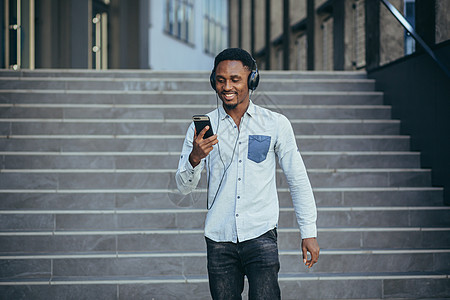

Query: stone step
left=0, top=90, right=384, bottom=105
left=0, top=151, right=420, bottom=169
left=1, top=207, right=449, bottom=232
left=1, top=249, right=449, bottom=279
left=0, top=188, right=442, bottom=210
left=0, top=228, right=449, bottom=252
left=0, top=272, right=449, bottom=300
left=0, top=135, right=411, bottom=152
left=0, top=77, right=376, bottom=92
left=0, top=69, right=370, bottom=79
left=0, top=104, right=392, bottom=119
left=0, top=169, right=432, bottom=189
left=1, top=69, right=448, bottom=299
left=0, top=119, right=400, bottom=136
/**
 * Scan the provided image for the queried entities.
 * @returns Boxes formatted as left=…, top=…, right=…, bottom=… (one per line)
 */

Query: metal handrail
left=380, top=0, right=450, bottom=78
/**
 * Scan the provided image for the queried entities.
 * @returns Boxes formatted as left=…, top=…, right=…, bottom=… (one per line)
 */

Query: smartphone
left=193, top=115, right=214, bottom=139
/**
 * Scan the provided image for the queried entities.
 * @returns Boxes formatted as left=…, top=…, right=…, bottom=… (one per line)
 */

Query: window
left=165, top=0, right=195, bottom=44
left=203, top=0, right=228, bottom=55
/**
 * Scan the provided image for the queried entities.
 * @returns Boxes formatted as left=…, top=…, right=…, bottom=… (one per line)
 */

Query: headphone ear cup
left=210, top=70, right=216, bottom=91
left=248, top=70, right=260, bottom=91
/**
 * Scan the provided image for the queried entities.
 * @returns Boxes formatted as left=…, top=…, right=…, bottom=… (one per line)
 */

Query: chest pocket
left=248, top=135, right=271, bottom=163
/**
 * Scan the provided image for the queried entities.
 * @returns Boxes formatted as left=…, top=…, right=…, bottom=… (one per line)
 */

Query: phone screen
left=193, top=115, right=214, bottom=139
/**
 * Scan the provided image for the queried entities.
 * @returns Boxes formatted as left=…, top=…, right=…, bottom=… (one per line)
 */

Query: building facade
left=1, top=0, right=229, bottom=70
left=228, top=0, right=450, bottom=72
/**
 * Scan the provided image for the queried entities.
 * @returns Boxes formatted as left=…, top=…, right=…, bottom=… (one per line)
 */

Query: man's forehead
left=217, top=59, right=244, bottom=66
left=215, top=60, right=250, bottom=74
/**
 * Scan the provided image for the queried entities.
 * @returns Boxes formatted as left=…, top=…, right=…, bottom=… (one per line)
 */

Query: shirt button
left=236, top=214, right=239, bottom=217
left=237, top=196, right=240, bottom=199
left=238, top=178, right=241, bottom=181
left=239, top=142, right=242, bottom=145
left=239, top=160, right=242, bottom=163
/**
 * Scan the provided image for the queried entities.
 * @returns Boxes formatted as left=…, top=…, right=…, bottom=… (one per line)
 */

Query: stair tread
left=1, top=102, right=389, bottom=107
left=0, top=118, right=400, bottom=123
left=1, top=226, right=449, bottom=234
left=1, top=205, right=449, bottom=212
left=1, top=271, right=449, bottom=283
left=0, top=89, right=382, bottom=94
left=2, top=248, right=450, bottom=258
left=0, top=76, right=376, bottom=82
left=0, top=186, right=443, bottom=191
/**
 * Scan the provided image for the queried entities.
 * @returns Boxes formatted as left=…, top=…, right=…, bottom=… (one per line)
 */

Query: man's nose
left=224, top=80, right=232, bottom=90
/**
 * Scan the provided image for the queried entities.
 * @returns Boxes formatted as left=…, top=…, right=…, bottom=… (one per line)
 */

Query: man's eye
left=232, top=79, right=240, bottom=83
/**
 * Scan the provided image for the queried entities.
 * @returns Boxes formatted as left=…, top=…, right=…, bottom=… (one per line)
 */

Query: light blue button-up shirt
left=175, top=101, right=317, bottom=243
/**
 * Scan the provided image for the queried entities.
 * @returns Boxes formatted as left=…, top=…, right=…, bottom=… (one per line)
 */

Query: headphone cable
left=206, top=91, right=253, bottom=210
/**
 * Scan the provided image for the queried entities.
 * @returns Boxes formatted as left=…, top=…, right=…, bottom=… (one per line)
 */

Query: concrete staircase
left=0, top=70, right=449, bottom=299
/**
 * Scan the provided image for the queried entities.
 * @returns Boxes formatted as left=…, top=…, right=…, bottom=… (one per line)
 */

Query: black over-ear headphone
left=210, top=57, right=260, bottom=91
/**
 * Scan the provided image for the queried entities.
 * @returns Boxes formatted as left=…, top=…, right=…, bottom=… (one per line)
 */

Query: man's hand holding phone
left=189, top=124, right=218, bottom=168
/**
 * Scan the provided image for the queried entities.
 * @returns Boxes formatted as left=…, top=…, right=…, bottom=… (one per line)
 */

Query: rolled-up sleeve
left=275, top=115, right=317, bottom=239
left=175, top=123, right=205, bottom=195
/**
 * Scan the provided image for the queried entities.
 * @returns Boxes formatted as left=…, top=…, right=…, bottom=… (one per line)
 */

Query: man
left=175, top=48, right=319, bottom=300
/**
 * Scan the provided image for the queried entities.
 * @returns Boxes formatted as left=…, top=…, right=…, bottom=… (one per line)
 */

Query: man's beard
left=223, top=102, right=238, bottom=110
left=221, top=94, right=246, bottom=110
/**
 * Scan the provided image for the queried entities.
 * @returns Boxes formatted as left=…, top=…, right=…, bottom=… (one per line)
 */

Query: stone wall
left=290, top=0, right=307, bottom=25
left=229, top=0, right=239, bottom=49
left=436, top=0, right=450, bottom=43
left=241, top=0, right=252, bottom=52
left=254, top=0, right=266, bottom=52
left=379, top=0, right=405, bottom=66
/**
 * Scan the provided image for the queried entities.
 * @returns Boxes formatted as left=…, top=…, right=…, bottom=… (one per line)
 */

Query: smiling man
left=175, top=48, right=319, bottom=300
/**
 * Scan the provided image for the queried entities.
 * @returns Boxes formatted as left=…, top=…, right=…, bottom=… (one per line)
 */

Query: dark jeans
left=205, top=229, right=281, bottom=300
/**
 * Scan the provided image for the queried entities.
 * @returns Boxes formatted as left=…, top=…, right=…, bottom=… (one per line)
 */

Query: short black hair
left=213, top=48, right=255, bottom=71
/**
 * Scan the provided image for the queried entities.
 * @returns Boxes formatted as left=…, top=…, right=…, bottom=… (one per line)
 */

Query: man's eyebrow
left=216, top=74, right=242, bottom=78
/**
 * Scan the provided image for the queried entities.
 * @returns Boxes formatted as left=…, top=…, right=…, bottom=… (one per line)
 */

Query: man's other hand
left=301, top=237, right=320, bottom=268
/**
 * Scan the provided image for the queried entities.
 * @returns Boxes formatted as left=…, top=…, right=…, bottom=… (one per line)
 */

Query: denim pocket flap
left=248, top=135, right=271, bottom=163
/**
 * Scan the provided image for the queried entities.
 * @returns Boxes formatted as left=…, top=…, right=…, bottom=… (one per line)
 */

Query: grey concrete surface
left=0, top=70, right=448, bottom=299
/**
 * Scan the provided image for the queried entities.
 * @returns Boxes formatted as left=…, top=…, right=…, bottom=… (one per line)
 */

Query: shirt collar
left=218, top=99, right=256, bottom=120
left=246, top=100, right=256, bottom=118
